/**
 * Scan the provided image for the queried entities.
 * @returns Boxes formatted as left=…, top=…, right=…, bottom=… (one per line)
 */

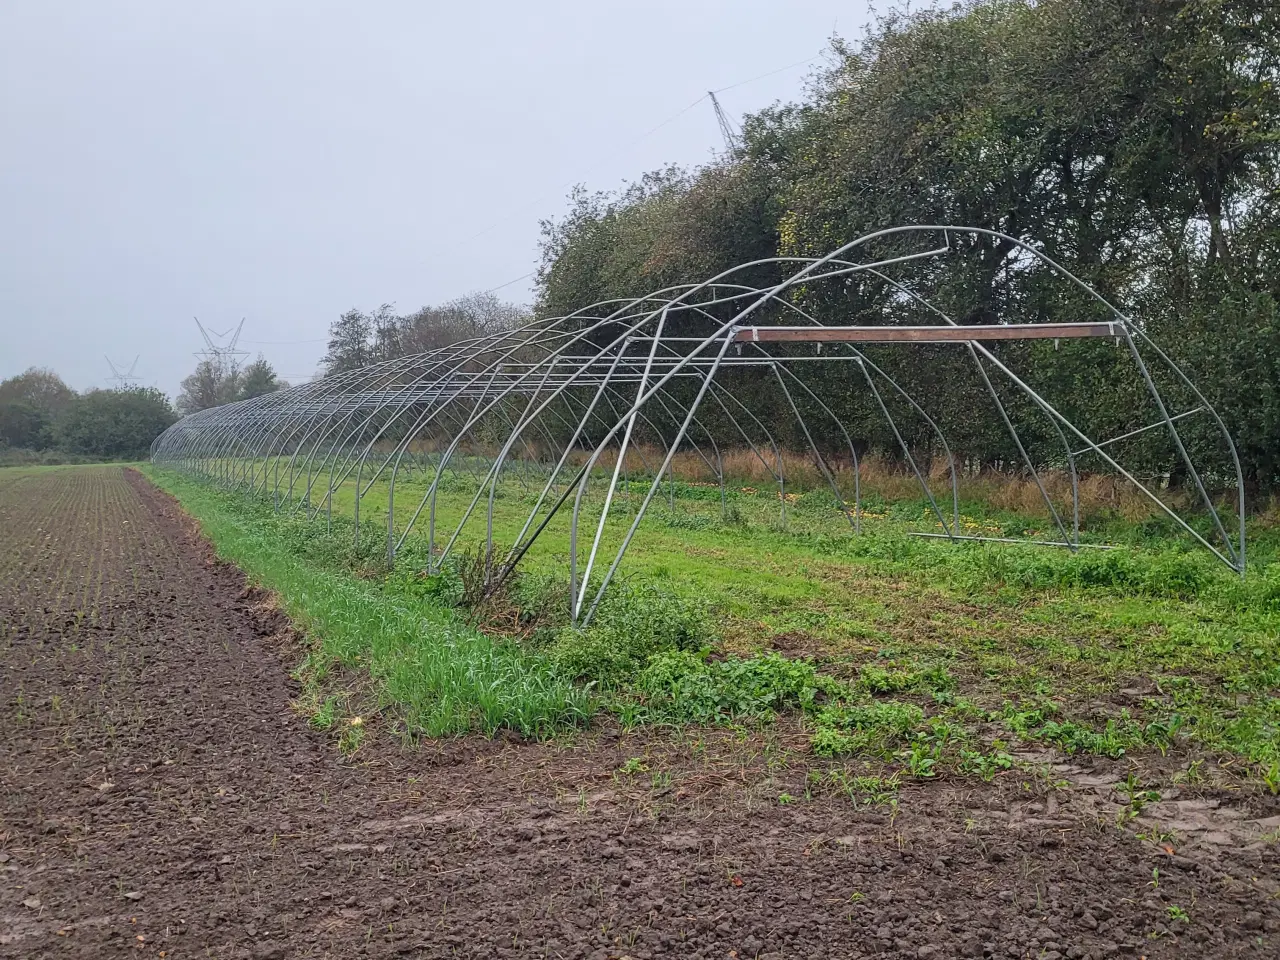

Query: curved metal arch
left=153, top=225, right=1247, bottom=629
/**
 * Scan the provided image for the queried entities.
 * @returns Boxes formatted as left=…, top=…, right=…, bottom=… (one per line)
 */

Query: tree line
left=534, top=0, right=1280, bottom=492
left=321, top=292, right=530, bottom=374
left=0, top=290, right=529, bottom=464
left=0, top=368, right=177, bottom=462
left=0, top=351, right=292, bottom=463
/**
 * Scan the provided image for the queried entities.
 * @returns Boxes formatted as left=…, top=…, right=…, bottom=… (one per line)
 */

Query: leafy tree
left=397, top=293, right=529, bottom=355
left=0, top=367, right=76, bottom=448
left=55, top=387, right=177, bottom=460
left=323, top=308, right=375, bottom=374
left=176, top=358, right=241, bottom=415
left=368, top=304, right=403, bottom=363
left=0, top=366, right=76, bottom=416
left=323, top=297, right=528, bottom=371
left=239, top=354, right=288, bottom=399
left=0, top=401, right=48, bottom=449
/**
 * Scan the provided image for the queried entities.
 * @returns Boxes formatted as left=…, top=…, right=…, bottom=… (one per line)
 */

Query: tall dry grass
left=376, top=436, right=1216, bottom=523
left=605, top=443, right=1169, bottom=522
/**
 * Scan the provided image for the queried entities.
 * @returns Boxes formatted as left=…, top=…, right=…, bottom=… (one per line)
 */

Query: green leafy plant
left=958, top=749, right=1015, bottom=781
left=617, top=756, right=648, bottom=776
left=900, top=739, right=940, bottom=778
left=811, top=701, right=924, bottom=757
left=550, top=585, right=709, bottom=685
left=1261, top=761, right=1280, bottom=796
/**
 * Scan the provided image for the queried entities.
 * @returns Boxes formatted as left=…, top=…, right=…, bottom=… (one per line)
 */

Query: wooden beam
left=731, top=322, right=1117, bottom=343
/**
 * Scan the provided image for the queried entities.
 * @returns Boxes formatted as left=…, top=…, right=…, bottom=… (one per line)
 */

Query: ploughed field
left=1, top=465, right=1278, bottom=959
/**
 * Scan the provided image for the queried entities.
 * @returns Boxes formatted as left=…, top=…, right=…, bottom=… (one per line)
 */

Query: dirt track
left=1, top=467, right=1278, bottom=959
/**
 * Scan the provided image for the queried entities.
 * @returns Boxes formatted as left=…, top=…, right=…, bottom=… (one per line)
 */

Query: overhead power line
left=484, top=271, right=534, bottom=294
left=711, top=52, right=824, bottom=94
left=240, top=338, right=327, bottom=345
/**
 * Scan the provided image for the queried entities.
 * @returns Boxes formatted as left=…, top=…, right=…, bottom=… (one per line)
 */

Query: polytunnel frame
left=152, top=225, right=1247, bottom=626
left=389, top=256, right=969, bottom=595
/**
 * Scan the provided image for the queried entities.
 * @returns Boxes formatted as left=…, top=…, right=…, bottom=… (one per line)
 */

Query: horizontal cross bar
left=732, top=322, right=1118, bottom=343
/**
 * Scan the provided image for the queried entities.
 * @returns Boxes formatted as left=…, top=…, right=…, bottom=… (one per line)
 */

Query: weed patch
left=546, top=584, right=709, bottom=685
left=625, top=651, right=844, bottom=726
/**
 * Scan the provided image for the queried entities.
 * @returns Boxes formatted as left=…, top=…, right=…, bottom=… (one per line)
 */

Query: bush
left=0, top=401, right=49, bottom=449
left=386, top=552, right=465, bottom=607
left=56, top=387, right=177, bottom=460
left=1215, top=563, right=1280, bottom=613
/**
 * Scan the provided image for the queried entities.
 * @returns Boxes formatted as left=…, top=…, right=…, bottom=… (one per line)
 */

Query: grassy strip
left=145, top=468, right=593, bottom=737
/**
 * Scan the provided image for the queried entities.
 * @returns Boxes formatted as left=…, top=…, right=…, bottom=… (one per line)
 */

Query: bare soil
left=1, top=466, right=1278, bottom=959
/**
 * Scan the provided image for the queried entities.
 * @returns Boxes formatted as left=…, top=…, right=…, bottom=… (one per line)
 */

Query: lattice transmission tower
left=194, top=318, right=249, bottom=369
left=105, top=355, right=142, bottom=388
left=708, top=91, right=741, bottom=154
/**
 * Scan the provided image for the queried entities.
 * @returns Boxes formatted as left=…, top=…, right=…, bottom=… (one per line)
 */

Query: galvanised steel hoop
left=153, top=227, right=1247, bottom=623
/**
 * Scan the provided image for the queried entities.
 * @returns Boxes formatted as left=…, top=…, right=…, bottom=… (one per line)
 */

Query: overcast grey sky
left=1, top=1, right=869, bottom=399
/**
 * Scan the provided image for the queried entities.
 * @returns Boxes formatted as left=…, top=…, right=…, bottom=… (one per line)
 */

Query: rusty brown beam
left=731, top=322, right=1118, bottom=343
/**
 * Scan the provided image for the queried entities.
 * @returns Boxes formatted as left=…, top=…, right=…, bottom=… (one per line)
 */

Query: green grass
left=147, top=461, right=1280, bottom=778
left=145, top=470, right=593, bottom=738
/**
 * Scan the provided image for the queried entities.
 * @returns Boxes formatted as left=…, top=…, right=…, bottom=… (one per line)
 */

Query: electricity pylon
left=708, top=91, right=741, bottom=154
left=194, top=318, right=249, bottom=368
left=105, top=355, right=142, bottom=388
